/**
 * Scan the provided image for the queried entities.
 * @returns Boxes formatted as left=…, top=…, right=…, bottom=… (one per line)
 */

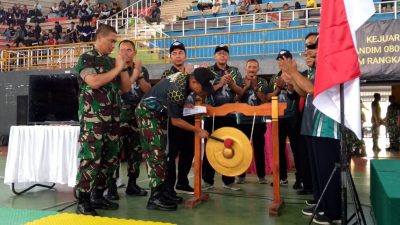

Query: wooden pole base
left=185, top=193, right=209, bottom=209
left=268, top=199, right=285, bottom=216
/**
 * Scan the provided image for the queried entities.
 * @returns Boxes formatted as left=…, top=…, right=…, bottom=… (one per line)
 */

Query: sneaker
left=313, top=214, right=335, bottom=225
left=305, top=199, right=317, bottom=206
left=280, top=179, right=288, bottom=186
left=302, top=206, right=323, bottom=216
left=236, top=177, right=245, bottom=184
left=175, top=184, right=194, bottom=194
left=258, top=177, right=267, bottom=184
left=202, top=182, right=215, bottom=191
left=293, top=180, right=302, bottom=190
left=223, top=183, right=241, bottom=191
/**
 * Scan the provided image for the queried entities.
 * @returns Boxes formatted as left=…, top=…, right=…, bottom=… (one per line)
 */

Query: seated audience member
left=306, top=0, right=317, bottom=8
left=253, top=3, right=262, bottom=13
left=238, top=1, right=250, bottom=15
left=47, top=32, right=57, bottom=45
left=211, top=0, right=222, bottom=17
left=265, top=2, right=277, bottom=12
left=227, top=0, right=239, bottom=15
left=282, top=2, right=289, bottom=10
left=197, top=0, right=213, bottom=15
left=144, top=2, right=161, bottom=25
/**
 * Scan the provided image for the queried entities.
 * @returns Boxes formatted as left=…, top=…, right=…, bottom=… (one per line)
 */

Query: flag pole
left=339, top=83, right=348, bottom=225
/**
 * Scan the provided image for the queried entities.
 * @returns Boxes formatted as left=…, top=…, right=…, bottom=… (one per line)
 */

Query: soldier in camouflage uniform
left=74, top=24, right=131, bottom=216
left=202, top=44, right=244, bottom=191
left=135, top=67, right=213, bottom=211
left=106, top=40, right=151, bottom=200
left=162, top=41, right=196, bottom=203
left=385, top=95, right=400, bottom=151
left=371, top=93, right=383, bottom=152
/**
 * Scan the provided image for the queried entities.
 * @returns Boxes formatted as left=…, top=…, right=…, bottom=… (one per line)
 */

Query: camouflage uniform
left=75, top=49, right=121, bottom=193
left=386, top=102, right=400, bottom=150
left=345, top=128, right=365, bottom=156
left=135, top=72, right=190, bottom=188
left=371, top=100, right=382, bottom=151
left=119, top=66, right=150, bottom=180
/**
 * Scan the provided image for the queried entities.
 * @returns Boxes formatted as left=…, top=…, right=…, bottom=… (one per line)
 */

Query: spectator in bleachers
left=238, top=1, right=250, bottom=15
left=48, top=8, right=59, bottom=18
left=34, top=22, right=41, bottom=43
left=227, top=0, right=239, bottom=16
left=47, top=32, right=57, bottom=45
left=306, top=0, right=317, bottom=8
left=59, top=5, right=68, bottom=17
left=295, top=1, right=301, bottom=9
left=282, top=2, right=289, bottom=10
left=79, top=4, right=91, bottom=22
left=79, top=21, right=94, bottom=42
left=99, top=4, right=110, bottom=19
left=22, top=5, right=29, bottom=16
left=253, top=3, right=262, bottom=14
left=54, top=21, right=63, bottom=40
left=41, top=29, right=49, bottom=43
left=197, top=0, right=213, bottom=16
left=4, top=24, right=14, bottom=41
left=0, top=6, right=6, bottom=24
left=67, top=8, right=77, bottom=19
left=144, top=2, right=161, bottom=25
left=110, top=2, right=121, bottom=16
left=66, top=21, right=78, bottom=43
left=90, top=15, right=97, bottom=27
left=6, top=8, right=14, bottom=25
left=34, top=0, right=42, bottom=13
left=13, top=25, right=25, bottom=47
left=51, top=3, right=60, bottom=13
left=59, top=0, right=67, bottom=9
left=79, top=0, right=89, bottom=7
left=382, top=0, right=393, bottom=12
left=211, top=0, right=222, bottom=17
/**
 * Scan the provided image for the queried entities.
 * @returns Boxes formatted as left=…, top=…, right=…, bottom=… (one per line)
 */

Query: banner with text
left=356, top=19, right=400, bottom=81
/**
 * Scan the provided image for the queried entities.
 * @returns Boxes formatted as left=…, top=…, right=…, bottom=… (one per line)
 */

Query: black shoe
left=126, top=178, right=148, bottom=196
left=91, top=189, right=119, bottom=210
left=297, top=189, right=313, bottom=195
left=146, top=186, right=177, bottom=211
left=305, top=199, right=317, bottom=206
left=292, top=180, right=302, bottom=190
left=313, top=214, right=340, bottom=225
left=76, top=201, right=98, bottom=216
left=163, top=188, right=183, bottom=204
left=302, top=205, right=323, bottom=216
left=175, top=184, right=194, bottom=194
left=76, top=192, right=98, bottom=216
left=106, top=179, right=119, bottom=200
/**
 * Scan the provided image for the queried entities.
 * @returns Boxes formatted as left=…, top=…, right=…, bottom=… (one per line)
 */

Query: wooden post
left=269, top=96, right=284, bottom=216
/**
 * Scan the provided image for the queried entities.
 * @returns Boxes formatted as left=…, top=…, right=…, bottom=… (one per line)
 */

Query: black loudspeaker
left=17, top=95, right=28, bottom=125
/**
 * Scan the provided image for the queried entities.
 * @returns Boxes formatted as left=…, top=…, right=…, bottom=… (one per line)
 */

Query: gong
left=205, top=127, right=253, bottom=177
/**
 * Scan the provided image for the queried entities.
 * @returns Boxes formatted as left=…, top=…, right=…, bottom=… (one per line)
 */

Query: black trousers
left=311, top=136, right=341, bottom=220
left=202, top=116, right=237, bottom=185
left=165, top=116, right=195, bottom=189
left=304, top=136, right=320, bottom=202
left=278, top=117, right=301, bottom=181
left=296, top=111, right=313, bottom=191
left=238, top=123, right=266, bottom=178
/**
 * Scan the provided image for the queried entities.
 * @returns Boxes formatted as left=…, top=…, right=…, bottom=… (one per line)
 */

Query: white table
left=4, top=125, right=80, bottom=193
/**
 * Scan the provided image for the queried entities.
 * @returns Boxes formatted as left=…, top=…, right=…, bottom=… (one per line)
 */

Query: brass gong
left=206, top=127, right=253, bottom=177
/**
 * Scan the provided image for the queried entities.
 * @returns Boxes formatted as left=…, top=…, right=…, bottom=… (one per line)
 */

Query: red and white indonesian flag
left=313, top=0, right=375, bottom=139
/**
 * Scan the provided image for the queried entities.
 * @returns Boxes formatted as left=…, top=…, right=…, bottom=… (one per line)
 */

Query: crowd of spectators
left=1, top=0, right=123, bottom=47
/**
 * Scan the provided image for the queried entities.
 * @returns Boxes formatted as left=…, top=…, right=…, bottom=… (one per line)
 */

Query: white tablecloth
left=4, top=125, right=80, bottom=187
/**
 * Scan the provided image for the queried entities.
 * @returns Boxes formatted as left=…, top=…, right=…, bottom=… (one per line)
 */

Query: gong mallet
left=208, top=136, right=235, bottom=158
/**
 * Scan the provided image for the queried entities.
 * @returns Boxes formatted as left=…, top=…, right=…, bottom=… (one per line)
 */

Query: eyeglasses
left=305, top=43, right=318, bottom=50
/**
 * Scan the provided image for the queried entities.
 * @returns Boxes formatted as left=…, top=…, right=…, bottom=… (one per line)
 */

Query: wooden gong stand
left=185, top=96, right=286, bottom=216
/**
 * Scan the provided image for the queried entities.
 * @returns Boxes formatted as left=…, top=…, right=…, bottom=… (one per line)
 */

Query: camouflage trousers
left=345, top=129, right=365, bottom=156
left=135, top=102, right=167, bottom=188
left=372, top=124, right=380, bottom=147
left=76, top=122, right=120, bottom=193
left=387, top=125, right=400, bottom=148
left=119, top=103, right=143, bottom=179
